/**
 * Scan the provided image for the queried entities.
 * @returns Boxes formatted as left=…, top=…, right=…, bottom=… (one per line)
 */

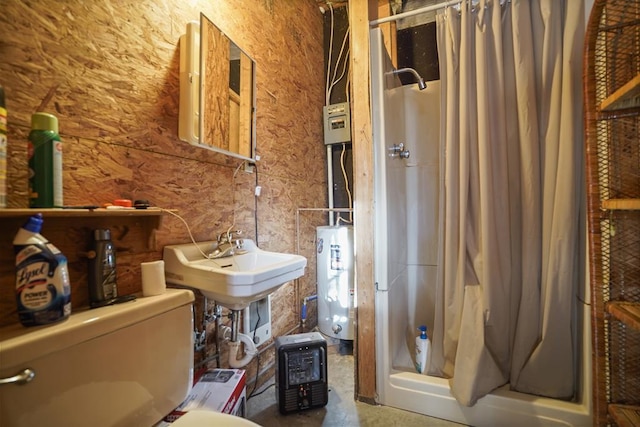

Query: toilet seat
left=170, top=410, right=261, bottom=426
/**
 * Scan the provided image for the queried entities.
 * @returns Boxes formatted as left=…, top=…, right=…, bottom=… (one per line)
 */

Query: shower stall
left=370, top=27, right=592, bottom=426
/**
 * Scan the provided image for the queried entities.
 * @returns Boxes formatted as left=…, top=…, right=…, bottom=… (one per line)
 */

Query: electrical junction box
left=275, top=332, right=328, bottom=414
left=323, top=102, right=351, bottom=145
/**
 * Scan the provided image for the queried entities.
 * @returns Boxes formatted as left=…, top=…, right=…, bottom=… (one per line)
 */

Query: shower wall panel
left=371, top=25, right=441, bottom=373
left=402, top=82, right=441, bottom=356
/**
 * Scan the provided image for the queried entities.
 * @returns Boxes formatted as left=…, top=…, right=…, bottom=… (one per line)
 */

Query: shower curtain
left=430, top=0, right=585, bottom=406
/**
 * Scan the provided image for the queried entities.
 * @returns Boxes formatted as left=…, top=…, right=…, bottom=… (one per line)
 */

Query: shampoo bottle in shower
left=415, top=325, right=430, bottom=374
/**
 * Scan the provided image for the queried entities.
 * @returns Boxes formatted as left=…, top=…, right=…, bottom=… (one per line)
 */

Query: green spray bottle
left=28, top=112, right=63, bottom=208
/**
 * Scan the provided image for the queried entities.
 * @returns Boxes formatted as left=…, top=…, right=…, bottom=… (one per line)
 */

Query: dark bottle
left=1, top=85, right=7, bottom=208
left=88, top=229, right=117, bottom=307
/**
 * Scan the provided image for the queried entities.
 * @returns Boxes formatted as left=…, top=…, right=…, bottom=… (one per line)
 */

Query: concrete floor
left=247, top=339, right=463, bottom=427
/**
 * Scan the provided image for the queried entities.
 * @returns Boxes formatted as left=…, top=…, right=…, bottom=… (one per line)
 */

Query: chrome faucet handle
left=217, top=229, right=242, bottom=243
left=208, top=232, right=245, bottom=259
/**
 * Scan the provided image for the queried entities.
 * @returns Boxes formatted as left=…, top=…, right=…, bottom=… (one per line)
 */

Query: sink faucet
left=209, top=230, right=245, bottom=259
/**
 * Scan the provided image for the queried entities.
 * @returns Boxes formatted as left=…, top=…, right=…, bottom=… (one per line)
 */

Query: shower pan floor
left=247, top=338, right=463, bottom=427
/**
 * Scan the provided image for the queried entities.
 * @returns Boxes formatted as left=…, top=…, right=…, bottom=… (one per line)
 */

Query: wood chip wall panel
left=0, top=0, right=327, bottom=375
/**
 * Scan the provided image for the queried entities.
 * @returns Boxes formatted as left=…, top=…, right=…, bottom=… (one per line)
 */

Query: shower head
left=387, top=67, right=427, bottom=90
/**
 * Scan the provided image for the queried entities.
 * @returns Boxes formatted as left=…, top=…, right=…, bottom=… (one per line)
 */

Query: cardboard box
left=163, top=369, right=246, bottom=423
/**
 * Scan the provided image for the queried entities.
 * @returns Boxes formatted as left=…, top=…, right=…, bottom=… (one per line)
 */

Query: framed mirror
left=178, top=14, right=257, bottom=161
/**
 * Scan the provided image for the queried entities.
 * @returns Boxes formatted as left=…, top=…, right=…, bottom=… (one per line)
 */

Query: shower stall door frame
left=370, top=27, right=593, bottom=427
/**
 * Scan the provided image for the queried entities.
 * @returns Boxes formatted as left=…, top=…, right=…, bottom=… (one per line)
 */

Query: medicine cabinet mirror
left=179, top=13, right=257, bottom=161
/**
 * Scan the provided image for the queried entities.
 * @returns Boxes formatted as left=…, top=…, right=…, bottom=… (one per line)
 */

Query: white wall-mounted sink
left=163, top=240, right=307, bottom=310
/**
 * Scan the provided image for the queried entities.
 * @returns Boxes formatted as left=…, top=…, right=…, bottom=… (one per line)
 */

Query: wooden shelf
left=0, top=208, right=171, bottom=218
left=602, top=199, right=640, bottom=210
left=600, top=73, right=640, bottom=111
left=606, top=302, right=640, bottom=331
left=609, top=404, right=640, bottom=427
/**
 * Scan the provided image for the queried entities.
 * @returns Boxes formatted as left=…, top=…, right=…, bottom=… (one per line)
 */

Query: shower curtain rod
left=369, top=0, right=463, bottom=26
left=369, top=0, right=509, bottom=26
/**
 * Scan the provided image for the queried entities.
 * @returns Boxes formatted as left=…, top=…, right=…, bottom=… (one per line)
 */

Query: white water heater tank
left=316, top=225, right=355, bottom=340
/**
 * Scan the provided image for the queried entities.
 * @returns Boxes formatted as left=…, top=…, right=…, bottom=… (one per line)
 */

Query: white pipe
left=327, top=144, right=335, bottom=225
left=228, top=332, right=259, bottom=368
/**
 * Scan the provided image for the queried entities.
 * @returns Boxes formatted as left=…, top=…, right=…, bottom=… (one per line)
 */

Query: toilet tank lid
left=0, top=289, right=194, bottom=370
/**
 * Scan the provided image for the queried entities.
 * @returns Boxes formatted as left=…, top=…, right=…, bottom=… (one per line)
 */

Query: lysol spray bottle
left=0, top=85, right=7, bottom=208
left=28, top=112, right=63, bottom=208
left=14, top=213, right=72, bottom=326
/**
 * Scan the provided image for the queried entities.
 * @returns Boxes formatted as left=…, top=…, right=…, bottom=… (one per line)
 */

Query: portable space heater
left=275, top=332, right=328, bottom=414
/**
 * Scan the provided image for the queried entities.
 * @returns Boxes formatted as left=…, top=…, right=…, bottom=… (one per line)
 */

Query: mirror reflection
left=199, top=13, right=256, bottom=161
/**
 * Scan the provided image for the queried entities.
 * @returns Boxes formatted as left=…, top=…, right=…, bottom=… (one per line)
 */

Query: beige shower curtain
left=430, top=0, right=584, bottom=406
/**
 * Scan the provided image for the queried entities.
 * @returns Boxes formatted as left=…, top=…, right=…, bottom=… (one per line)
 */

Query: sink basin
left=163, top=240, right=307, bottom=310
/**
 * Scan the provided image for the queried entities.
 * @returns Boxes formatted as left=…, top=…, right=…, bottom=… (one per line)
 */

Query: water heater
left=316, top=225, right=355, bottom=341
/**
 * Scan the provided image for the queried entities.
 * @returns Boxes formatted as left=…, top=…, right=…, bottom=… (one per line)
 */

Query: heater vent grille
left=311, top=383, right=328, bottom=403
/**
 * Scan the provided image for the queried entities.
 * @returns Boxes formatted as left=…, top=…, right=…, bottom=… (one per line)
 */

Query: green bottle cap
left=31, top=112, right=59, bottom=133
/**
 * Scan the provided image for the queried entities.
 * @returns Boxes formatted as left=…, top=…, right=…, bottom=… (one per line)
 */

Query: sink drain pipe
left=228, top=309, right=258, bottom=368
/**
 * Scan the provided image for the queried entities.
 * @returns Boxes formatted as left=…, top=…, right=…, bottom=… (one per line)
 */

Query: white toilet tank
left=0, top=289, right=195, bottom=427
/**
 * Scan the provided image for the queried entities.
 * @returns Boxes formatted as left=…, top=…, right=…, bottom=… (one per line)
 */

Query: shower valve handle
left=388, top=143, right=404, bottom=154
left=388, top=143, right=410, bottom=159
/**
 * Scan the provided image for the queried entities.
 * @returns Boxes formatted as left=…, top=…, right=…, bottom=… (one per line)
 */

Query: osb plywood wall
left=0, top=0, right=327, bottom=382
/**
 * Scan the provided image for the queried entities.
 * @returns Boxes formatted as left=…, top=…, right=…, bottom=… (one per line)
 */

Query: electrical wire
left=327, top=27, right=350, bottom=103
left=220, top=160, right=250, bottom=251
left=254, top=162, right=259, bottom=247
left=336, top=143, right=353, bottom=225
left=248, top=301, right=262, bottom=398
left=156, top=159, right=250, bottom=261
left=327, top=52, right=350, bottom=103
left=344, top=6, right=350, bottom=103
left=155, top=207, right=212, bottom=259
left=345, top=66, right=351, bottom=103
left=156, top=207, right=238, bottom=261
left=248, top=382, right=275, bottom=400
left=228, top=160, right=246, bottom=237
left=325, top=2, right=335, bottom=106
left=249, top=303, right=261, bottom=347
left=248, top=352, right=262, bottom=399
